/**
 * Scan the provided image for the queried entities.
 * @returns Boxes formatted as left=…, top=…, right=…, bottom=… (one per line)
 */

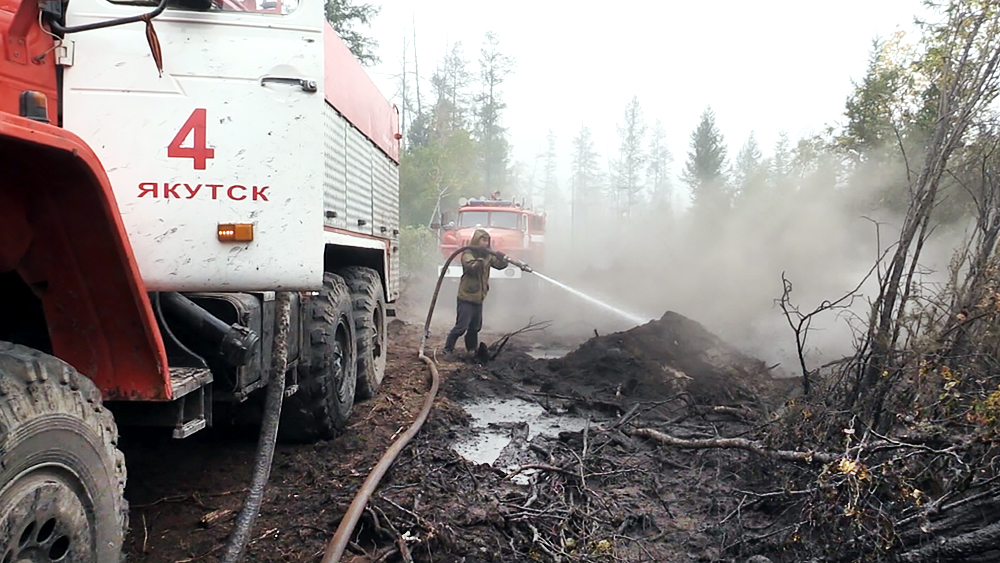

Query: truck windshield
left=210, top=0, right=297, bottom=13
left=458, top=211, right=489, bottom=227
left=457, top=211, right=521, bottom=229
left=489, top=212, right=520, bottom=229
left=109, top=0, right=298, bottom=14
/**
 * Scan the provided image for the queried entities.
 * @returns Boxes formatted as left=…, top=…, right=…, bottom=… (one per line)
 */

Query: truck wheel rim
left=0, top=467, right=93, bottom=563
left=334, top=330, right=350, bottom=404
left=371, top=308, right=383, bottom=361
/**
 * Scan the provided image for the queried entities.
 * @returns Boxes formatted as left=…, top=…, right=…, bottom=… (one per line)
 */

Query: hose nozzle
left=489, top=250, right=532, bottom=272
left=508, top=257, right=533, bottom=273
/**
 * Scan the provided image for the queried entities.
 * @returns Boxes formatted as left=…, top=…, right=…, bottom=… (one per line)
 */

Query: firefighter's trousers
left=445, top=298, right=483, bottom=353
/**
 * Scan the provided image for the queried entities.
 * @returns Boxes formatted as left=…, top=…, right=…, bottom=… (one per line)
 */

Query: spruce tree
left=683, top=107, right=729, bottom=217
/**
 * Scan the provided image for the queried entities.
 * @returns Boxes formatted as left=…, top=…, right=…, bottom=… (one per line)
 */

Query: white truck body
left=61, top=0, right=399, bottom=298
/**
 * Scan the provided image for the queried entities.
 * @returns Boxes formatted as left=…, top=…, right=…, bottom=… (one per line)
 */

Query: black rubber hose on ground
left=219, top=291, right=292, bottom=563
left=323, top=245, right=494, bottom=562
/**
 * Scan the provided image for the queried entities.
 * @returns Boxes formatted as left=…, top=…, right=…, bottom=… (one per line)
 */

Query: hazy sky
left=367, top=0, right=925, bottom=194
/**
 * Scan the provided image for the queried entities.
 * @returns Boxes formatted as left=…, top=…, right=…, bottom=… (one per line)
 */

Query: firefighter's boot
left=465, top=330, right=479, bottom=354
left=475, top=342, right=490, bottom=363
left=443, top=331, right=459, bottom=354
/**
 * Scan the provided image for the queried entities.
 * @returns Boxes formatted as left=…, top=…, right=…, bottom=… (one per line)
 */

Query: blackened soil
left=122, top=311, right=784, bottom=563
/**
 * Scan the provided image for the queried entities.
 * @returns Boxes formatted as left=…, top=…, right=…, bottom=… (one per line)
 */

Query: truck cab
left=0, top=0, right=398, bottom=558
left=437, top=196, right=546, bottom=282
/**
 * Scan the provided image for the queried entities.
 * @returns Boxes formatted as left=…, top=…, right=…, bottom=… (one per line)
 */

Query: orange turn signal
left=218, top=223, right=254, bottom=242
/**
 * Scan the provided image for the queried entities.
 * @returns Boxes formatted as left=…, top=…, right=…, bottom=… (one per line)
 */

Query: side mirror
left=430, top=222, right=441, bottom=230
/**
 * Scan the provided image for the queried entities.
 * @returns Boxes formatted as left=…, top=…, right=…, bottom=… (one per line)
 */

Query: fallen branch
left=610, top=403, right=641, bottom=429
left=632, top=428, right=839, bottom=464
left=489, top=319, right=552, bottom=360
left=896, top=483, right=1000, bottom=532
left=692, top=404, right=757, bottom=420
left=130, top=488, right=248, bottom=509
left=898, top=519, right=1000, bottom=562
left=896, top=491, right=1000, bottom=546
left=377, top=494, right=437, bottom=535
left=529, top=391, right=624, bottom=415
left=506, top=463, right=579, bottom=480
left=198, top=508, right=234, bottom=529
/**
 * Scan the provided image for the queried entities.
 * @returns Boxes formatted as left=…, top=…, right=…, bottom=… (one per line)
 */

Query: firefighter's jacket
left=457, top=229, right=509, bottom=304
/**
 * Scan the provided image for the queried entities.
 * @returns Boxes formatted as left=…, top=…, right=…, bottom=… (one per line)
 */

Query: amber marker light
left=218, top=223, right=254, bottom=242
left=19, top=91, right=49, bottom=123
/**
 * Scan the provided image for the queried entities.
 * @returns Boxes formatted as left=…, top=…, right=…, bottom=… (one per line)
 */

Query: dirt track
left=120, top=301, right=787, bottom=563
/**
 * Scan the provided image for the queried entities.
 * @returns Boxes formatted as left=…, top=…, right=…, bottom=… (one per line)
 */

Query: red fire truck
left=435, top=195, right=546, bottom=286
left=0, top=0, right=399, bottom=558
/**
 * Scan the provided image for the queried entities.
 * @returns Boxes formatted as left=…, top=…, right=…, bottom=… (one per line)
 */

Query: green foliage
left=969, top=384, right=1000, bottom=431
left=612, top=96, right=646, bottom=219
left=325, top=0, right=380, bottom=66
left=407, top=111, right=431, bottom=148
left=542, top=130, right=562, bottom=208
left=399, top=129, right=480, bottom=227
left=398, top=226, right=441, bottom=280
left=733, top=131, right=765, bottom=202
left=646, top=120, right=673, bottom=211
left=683, top=107, right=729, bottom=216
left=507, top=160, right=539, bottom=204
left=430, top=42, right=473, bottom=133
left=790, top=135, right=841, bottom=196
left=772, top=131, right=791, bottom=179
left=838, top=38, right=908, bottom=156
left=475, top=32, right=514, bottom=193
left=570, top=124, right=602, bottom=199
left=569, top=124, right=603, bottom=240
left=400, top=33, right=516, bottom=229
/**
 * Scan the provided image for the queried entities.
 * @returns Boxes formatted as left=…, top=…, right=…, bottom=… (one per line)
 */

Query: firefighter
left=443, top=228, right=509, bottom=355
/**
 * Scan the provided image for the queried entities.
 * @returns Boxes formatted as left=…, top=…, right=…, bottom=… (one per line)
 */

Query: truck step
left=170, top=367, right=213, bottom=399
left=173, top=417, right=207, bottom=439
left=169, top=367, right=213, bottom=439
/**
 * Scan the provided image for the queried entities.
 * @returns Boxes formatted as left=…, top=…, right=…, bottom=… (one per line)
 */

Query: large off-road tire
left=279, top=273, right=357, bottom=443
left=0, top=342, right=127, bottom=563
left=337, top=266, right=387, bottom=401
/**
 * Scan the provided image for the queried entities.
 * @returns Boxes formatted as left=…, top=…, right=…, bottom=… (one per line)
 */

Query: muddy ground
left=120, top=297, right=796, bottom=563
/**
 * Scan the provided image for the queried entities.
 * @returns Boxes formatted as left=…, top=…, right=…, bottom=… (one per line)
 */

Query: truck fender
left=0, top=113, right=170, bottom=400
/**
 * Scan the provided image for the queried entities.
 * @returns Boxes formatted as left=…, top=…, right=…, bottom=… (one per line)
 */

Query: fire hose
left=419, top=246, right=531, bottom=356
left=220, top=291, right=292, bottom=563
left=322, top=245, right=530, bottom=563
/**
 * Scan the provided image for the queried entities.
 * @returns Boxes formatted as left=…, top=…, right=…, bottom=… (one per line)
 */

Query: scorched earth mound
left=449, top=310, right=778, bottom=409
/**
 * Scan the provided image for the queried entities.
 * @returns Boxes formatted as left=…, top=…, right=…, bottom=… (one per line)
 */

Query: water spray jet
left=498, top=254, right=651, bottom=327
left=529, top=271, right=652, bottom=325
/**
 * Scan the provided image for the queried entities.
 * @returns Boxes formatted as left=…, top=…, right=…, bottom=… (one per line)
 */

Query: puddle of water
left=526, top=344, right=573, bottom=359
left=452, top=397, right=589, bottom=478
left=451, top=432, right=514, bottom=467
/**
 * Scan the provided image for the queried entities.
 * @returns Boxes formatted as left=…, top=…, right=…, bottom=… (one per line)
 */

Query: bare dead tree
left=411, top=14, right=422, bottom=117
left=936, top=129, right=1000, bottom=363
left=858, top=3, right=1000, bottom=424
left=779, top=251, right=885, bottom=396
